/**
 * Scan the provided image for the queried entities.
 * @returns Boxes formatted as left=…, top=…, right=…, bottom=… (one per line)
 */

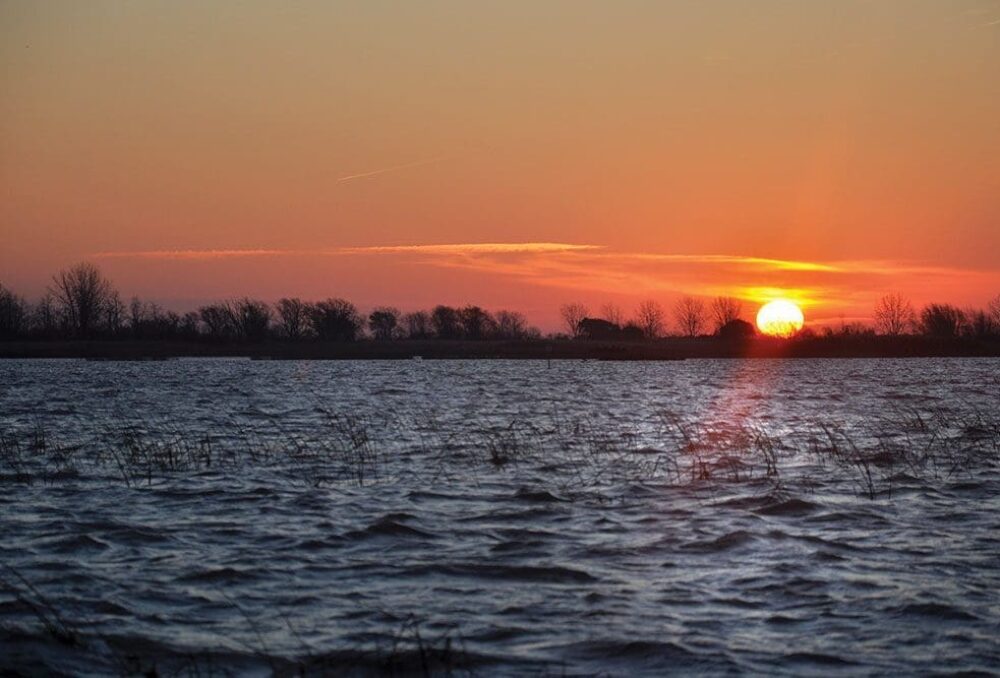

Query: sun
left=756, top=299, right=804, bottom=337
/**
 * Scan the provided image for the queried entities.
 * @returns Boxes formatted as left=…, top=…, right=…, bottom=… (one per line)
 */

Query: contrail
left=336, top=156, right=445, bottom=183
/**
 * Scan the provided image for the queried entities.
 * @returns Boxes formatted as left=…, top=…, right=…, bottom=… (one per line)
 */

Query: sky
left=2, top=0, right=999, bottom=329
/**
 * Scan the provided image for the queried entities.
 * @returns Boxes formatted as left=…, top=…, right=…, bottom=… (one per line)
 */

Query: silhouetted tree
left=369, top=306, right=401, bottom=341
left=494, top=310, right=528, bottom=339
left=837, top=321, right=874, bottom=337
left=673, top=296, right=705, bottom=337
left=50, top=262, right=116, bottom=337
left=199, top=303, right=238, bottom=340
left=710, top=297, right=743, bottom=333
left=989, top=295, right=1000, bottom=328
left=276, top=298, right=310, bottom=340
left=431, top=305, right=462, bottom=339
left=962, top=308, right=995, bottom=339
left=128, top=297, right=146, bottom=337
left=104, top=291, right=126, bottom=336
left=634, top=300, right=665, bottom=339
left=403, top=310, right=432, bottom=339
left=874, top=293, right=915, bottom=336
left=560, top=303, right=588, bottom=338
left=459, top=305, right=495, bottom=340
left=179, top=312, right=200, bottom=338
left=920, top=304, right=965, bottom=337
left=0, top=284, right=29, bottom=338
left=718, top=318, right=756, bottom=340
left=309, top=298, right=362, bottom=341
left=232, top=298, right=271, bottom=341
left=130, top=300, right=173, bottom=339
left=32, top=293, right=60, bottom=338
left=161, top=311, right=183, bottom=337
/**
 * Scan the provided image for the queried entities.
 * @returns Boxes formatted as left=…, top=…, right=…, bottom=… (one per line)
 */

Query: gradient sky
left=2, top=1, right=999, bottom=328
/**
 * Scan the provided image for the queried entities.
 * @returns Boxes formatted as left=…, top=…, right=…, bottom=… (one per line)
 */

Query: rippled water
left=1, top=358, right=999, bottom=675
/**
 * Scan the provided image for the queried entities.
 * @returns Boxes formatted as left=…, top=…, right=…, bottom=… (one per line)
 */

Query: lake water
left=1, top=358, right=999, bottom=675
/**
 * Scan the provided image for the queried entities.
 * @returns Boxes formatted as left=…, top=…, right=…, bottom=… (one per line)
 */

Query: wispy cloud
left=339, top=243, right=602, bottom=255
left=92, top=243, right=998, bottom=312
left=623, top=254, right=840, bottom=272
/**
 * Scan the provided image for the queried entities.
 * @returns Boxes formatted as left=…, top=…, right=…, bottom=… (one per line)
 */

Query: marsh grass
left=806, top=406, right=1000, bottom=498
left=1, top=406, right=998, bottom=500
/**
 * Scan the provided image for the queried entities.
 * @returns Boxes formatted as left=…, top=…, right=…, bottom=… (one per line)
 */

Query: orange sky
left=2, top=1, right=999, bottom=329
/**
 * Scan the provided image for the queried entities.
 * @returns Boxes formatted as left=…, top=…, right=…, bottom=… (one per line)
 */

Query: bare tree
left=673, top=296, right=705, bottom=337
left=560, top=303, right=588, bottom=338
left=368, top=306, right=401, bottom=341
left=431, top=305, right=462, bottom=339
left=129, top=296, right=146, bottom=337
left=32, top=293, right=59, bottom=337
left=232, top=298, right=272, bottom=340
left=0, top=283, right=29, bottom=338
left=963, top=308, right=995, bottom=339
left=989, top=295, right=1000, bottom=327
left=494, top=310, right=528, bottom=339
left=873, top=293, right=915, bottom=336
left=600, top=303, right=624, bottom=327
left=199, top=302, right=238, bottom=340
left=710, top=297, right=743, bottom=333
left=459, top=305, right=496, bottom=340
left=179, top=312, right=201, bottom=338
left=920, top=303, right=964, bottom=337
left=403, top=310, right=432, bottom=339
left=131, top=300, right=174, bottom=338
left=309, top=299, right=362, bottom=341
left=104, top=291, right=126, bottom=335
left=634, top=300, right=665, bottom=339
left=276, top=298, right=310, bottom=340
left=50, top=262, right=115, bottom=337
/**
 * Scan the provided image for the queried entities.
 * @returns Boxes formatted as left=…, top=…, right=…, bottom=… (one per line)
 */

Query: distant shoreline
left=2, top=337, right=999, bottom=360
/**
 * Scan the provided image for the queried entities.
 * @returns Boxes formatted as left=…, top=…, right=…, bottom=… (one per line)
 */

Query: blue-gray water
left=1, top=358, right=999, bottom=676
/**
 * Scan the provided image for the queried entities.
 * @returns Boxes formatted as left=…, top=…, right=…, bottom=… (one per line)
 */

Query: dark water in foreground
left=1, top=358, right=999, bottom=676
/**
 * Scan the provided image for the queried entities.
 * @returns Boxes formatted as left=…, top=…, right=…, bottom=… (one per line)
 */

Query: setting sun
left=756, top=300, right=805, bottom=338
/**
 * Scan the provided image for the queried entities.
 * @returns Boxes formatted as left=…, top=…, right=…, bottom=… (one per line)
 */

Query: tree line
left=0, top=263, right=540, bottom=342
left=1, top=262, right=999, bottom=342
left=558, top=292, right=1000, bottom=340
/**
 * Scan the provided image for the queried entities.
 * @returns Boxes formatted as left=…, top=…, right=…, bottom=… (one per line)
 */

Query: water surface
left=1, top=358, right=998, bottom=675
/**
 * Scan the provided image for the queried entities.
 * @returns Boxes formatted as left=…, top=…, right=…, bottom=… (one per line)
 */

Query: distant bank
left=2, top=336, right=999, bottom=360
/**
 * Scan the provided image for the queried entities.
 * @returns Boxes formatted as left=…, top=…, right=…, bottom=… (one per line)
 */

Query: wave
left=681, top=530, right=756, bottom=553
left=892, top=603, right=978, bottom=621
left=754, top=498, right=819, bottom=516
left=344, top=516, right=436, bottom=540
left=405, top=562, right=598, bottom=584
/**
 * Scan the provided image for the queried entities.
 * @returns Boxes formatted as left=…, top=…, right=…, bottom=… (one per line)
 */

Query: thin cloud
left=90, top=244, right=998, bottom=312
left=340, top=243, right=602, bottom=255
left=625, top=254, right=841, bottom=272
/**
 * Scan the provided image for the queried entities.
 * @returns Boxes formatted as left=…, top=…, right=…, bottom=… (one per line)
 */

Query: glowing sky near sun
left=1, top=1, right=999, bottom=327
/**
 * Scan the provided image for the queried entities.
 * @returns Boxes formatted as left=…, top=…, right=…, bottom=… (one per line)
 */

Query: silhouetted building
left=718, top=319, right=756, bottom=340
